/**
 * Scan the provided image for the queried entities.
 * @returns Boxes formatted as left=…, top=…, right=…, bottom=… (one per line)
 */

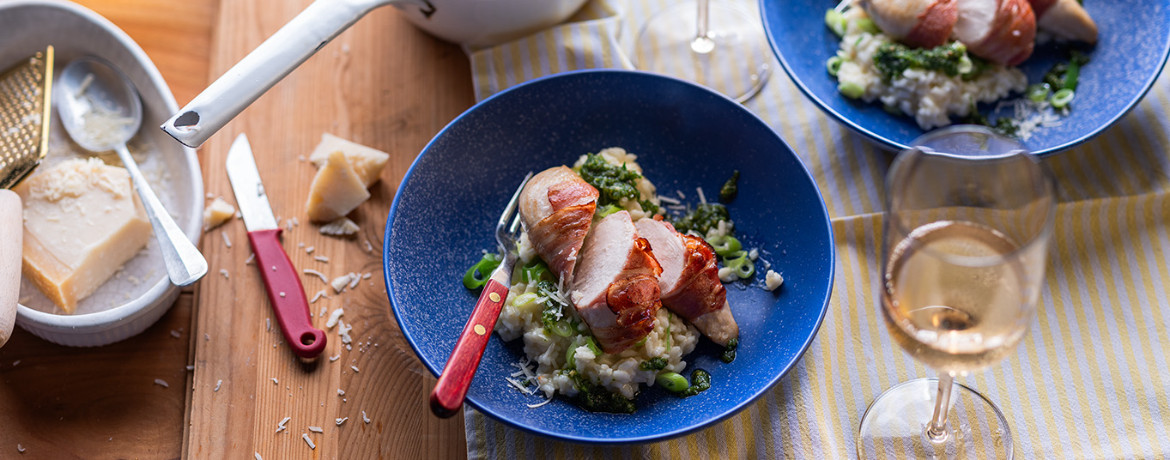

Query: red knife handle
left=430, top=278, right=510, bottom=418
left=248, top=228, right=326, bottom=359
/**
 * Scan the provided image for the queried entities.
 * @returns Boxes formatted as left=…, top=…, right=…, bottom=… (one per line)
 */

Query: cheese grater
left=0, top=46, right=54, bottom=190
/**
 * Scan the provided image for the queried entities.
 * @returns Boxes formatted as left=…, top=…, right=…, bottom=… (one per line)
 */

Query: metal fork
left=430, top=172, right=532, bottom=418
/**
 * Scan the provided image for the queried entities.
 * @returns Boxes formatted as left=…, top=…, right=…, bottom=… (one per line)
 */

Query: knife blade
left=225, top=133, right=325, bottom=359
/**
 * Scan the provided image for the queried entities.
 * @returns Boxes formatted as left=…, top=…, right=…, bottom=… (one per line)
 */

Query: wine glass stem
left=692, top=0, right=714, bottom=54
left=927, top=372, right=955, bottom=442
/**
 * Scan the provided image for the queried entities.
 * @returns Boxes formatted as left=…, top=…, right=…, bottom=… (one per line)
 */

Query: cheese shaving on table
left=301, top=433, right=315, bottom=450
left=17, top=443, right=26, bottom=453
left=319, top=217, right=360, bottom=236
left=350, top=365, right=360, bottom=373
left=335, top=417, right=348, bottom=426
left=266, top=318, right=271, bottom=331
left=363, top=239, right=373, bottom=253
left=271, top=377, right=278, bottom=384
left=308, top=426, right=324, bottom=433
left=310, top=290, right=328, bottom=304
left=221, top=231, right=232, bottom=248
left=214, top=379, right=223, bottom=392
left=245, top=253, right=255, bottom=265
left=254, top=453, right=262, bottom=460
left=337, top=388, right=345, bottom=396
left=276, top=416, right=290, bottom=433
left=314, top=256, right=329, bottom=263
left=329, top=354, right=341, bottom=362
left=170, top=330, right=181, bottom=338
left=305, top=246, right=315, bottom=254
left=303, top=269, right=328, bottom=283
left=361, top=411, right=371, bottom=424
left=347, top=274, right=361, bottom=290
left=326, top=308, right=344, bottom=328
left=153, top=378, right=169, bottom=388
left=330, top=274, right=354, bottom=293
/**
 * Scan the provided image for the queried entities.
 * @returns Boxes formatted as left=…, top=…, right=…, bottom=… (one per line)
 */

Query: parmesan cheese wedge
left=202, top=197, right=235, bottom=230
left=13, top=158, right=151, bottom=312
left=308, top=133, right=389, bottom=187
left=305, top=151, right=369, bottom=222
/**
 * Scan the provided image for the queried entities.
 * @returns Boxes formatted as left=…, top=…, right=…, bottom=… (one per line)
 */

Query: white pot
left=397, top=0, right=588, bottom=48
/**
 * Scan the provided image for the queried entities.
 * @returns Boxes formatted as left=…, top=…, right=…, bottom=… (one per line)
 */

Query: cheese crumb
left=336, top=417, right=348, bottom=426
left=245, top=253, right=255, bottom=265
left=303, top=269, right=328, bottom=283
left=203, top=197, right=235, bottom=230
left=302, top=433, right=315, bottom=450
left=337, top=388, right=345, bottom=396
left=214, top=380, right=223, bottom=392
left=221, top=231, right=232, bottom=248
left=254, top=453, right=262, bottom=460
left=271, top=377, right=279, bottom=385
left=17, top=443, right=26, bottom=453
left=310, top=290, right=328, bottom=304
left=319, top=217, right=360, bottom=236
left=329, top=354, right=341, bottom=362
left=330, top=274, right=354, bottom=293
left=219, top=268, right=230, bottom=279
left=314, top=256, right=329, bottom=263
left=350, top=365, right=360, bottom=373
left=276, top=416, right=290, bottom=433
left=765, top=270, right=785, bottom=291
left=361, top=410, right=371, bottom=424
left=170, top=330, right=181, bottom=338
left=326, top=308, right=344, bottom=328
left=154, top=378, right=169, bottom=388
left=308, top=426, right=324, bottom=433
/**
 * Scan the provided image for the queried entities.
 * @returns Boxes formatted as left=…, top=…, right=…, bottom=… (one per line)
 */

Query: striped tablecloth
left=462, top=1, right=1170, bottom=457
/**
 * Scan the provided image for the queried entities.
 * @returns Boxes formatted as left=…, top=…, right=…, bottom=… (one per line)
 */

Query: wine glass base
left=634, top=0, right=772, bottom=103
left=857, top=378, right=1014, bottom=459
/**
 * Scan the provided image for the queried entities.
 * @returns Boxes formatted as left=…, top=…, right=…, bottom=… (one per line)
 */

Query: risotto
left=833, top=8, right=1027, bottom=130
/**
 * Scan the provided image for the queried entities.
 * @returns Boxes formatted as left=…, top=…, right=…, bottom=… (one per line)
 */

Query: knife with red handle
left=226, top=133, right=326, bottom=359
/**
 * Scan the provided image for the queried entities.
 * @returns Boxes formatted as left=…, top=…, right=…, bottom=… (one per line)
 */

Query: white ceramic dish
left=1, top=0, right=203, bottom=347
left=396, top=0, right=588, bottom=48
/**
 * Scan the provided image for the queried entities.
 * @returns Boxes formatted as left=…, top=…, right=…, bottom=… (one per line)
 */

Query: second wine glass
left=634, top=0, right=772, bottom=102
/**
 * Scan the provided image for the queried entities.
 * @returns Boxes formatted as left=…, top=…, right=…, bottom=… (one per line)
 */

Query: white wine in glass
left=859, top=126, right=1056, bottom=459
left=634, top=0, right=772, bottom=102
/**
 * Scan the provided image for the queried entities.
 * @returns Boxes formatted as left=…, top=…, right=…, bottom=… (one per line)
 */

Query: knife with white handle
left=226, top=134, right=325, bottom=359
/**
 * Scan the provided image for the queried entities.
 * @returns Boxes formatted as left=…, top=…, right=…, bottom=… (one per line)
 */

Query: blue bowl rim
left=757, top=0, right=1170, bottom=156
left=383, top=68, right=836, bottom=444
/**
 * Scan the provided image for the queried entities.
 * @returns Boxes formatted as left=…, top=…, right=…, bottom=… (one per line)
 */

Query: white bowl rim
left=7, top=0, right=204, bottom=331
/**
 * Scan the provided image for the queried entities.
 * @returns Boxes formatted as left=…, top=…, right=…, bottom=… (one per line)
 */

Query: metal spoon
left=55, top=57, right=207, bottom=286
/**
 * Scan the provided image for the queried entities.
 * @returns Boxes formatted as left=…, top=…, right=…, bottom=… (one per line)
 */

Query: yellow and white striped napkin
left=464, top=1, right=1170, bottom=457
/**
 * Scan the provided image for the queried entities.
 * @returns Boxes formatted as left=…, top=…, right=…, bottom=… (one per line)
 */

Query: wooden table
left=0, top=0, right=475, bottom=458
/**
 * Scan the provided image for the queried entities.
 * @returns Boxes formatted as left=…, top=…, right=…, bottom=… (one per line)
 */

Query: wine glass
left=634, top=0, right=772, bottom=103
left=858, top=126, right=1056, bottom=459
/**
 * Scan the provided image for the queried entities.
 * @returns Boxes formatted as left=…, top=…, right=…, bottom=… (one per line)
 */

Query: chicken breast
left=1030, top=0, right=1097, bottom=44
left=518, top=166, right=599, bottom=284
left=857, top=0, right=959, bottom=49
left=570, top=211, right=662, bottom=353
left=635, top=219, right=739, bottom=346
left=954, top=0, right=1036, bottom=65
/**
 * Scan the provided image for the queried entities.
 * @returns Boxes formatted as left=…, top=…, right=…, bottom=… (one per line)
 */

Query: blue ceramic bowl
left=384, top=70, right=834, bottom=443
left=760, top=0, right=1170, bottom=155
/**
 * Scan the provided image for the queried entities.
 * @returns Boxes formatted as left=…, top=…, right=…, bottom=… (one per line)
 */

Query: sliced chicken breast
left=954, top=0, right=1036, bottom=65
left=518, top=166, right=599, bottom=283
left=571, top=211, right=662, bottom=353
left=857, top=0, right=959, bottom=49
left=635, top=219, right=739, bottom=346
left=1030, top=0, right=1097, bottom=44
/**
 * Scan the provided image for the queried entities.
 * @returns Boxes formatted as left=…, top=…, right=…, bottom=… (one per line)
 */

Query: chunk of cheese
left=308, top=133, right=389, bottom=187
left=13, top=158, right=151, bottom=313
left=305, top=151, right=370, bottom=222
left=202, top=197, right=235, bottom=230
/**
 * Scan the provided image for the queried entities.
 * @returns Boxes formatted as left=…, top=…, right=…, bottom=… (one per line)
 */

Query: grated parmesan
left=319, top=217, right=359, bottom=236
left=310, top=290, right=328, bottom=304
left=214, top=379, right=223, bottom=392
left=219, top=268, right=230, bottom=279
left=302, top=433, right=315, bottom=450
left=326, top=308, right=344, bottom=328
left=221, top=231, right=232, bottom=248
left=254, top=453, right=262, bottom=460
left=336, top=417, right=348, bottom=426
left=245, top=253, right=255, bottom=265
left=304, top=269, right=328, bottom=283
left=361, top=411, right=371, bottom=424
left=350, top=365, right=360, bottom=373
left=308, top=426, right=324, bottom=433
left=314, top=256, right=329, bottom=263
left=337, top=388, right=345, bottom=396
left=154, top=378, right=169, bottom=388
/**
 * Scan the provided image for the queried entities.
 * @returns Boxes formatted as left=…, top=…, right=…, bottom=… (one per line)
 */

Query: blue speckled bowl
left=760, top=0, right=1170, bottom=155
left=384, top=70, right=834, bottom=444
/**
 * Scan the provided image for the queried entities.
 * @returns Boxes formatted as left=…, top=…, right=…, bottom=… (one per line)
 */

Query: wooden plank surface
left=0, top=0, right=215, bottom=458
left=187, top=1, right=474, bottom=459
